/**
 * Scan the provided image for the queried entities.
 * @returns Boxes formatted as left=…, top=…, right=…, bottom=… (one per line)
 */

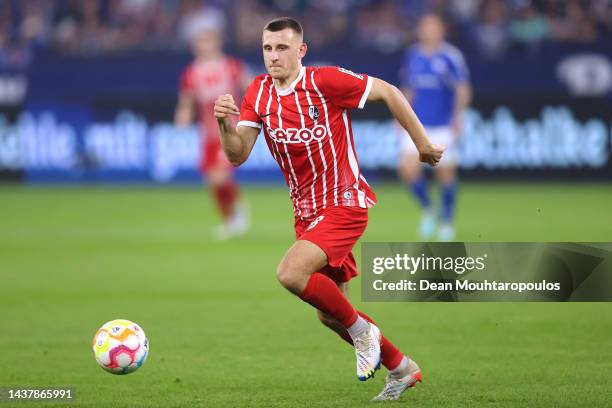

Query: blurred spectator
left=473, top=0, right=511, bottom=58
left=233, top=0, right=275, bottom=49
left=588, top=0, right=612, bottom=38
left=19, top=0, right=54, bottom=47
left=53, top=0, right=110, bottom=54
left=0, top=1, right=37, bottom=68
left=355, top=0, right=411, bottom=53
left=145, top=1, right=180, bottom=49
left=548, top=0, right=598, bottom=43
left=509, top=1, right=549, bottom=50
left=178, top=1, right=225, bottom=45
left=302, top=4, right=349, bottom=48
left=449, top=0, right=482, bottom=22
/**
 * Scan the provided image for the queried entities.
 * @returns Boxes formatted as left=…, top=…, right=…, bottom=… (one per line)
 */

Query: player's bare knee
left=276, top=241, right=326, bottom=293
left=435, top=166, right=456, bottom=184
left=208, top=169, right=230, bottom=186
left=399, top=155, right=421, bottom=182
left=275, top=262, right=291, bottom=287
left=276, top=261, right=303, bottom=292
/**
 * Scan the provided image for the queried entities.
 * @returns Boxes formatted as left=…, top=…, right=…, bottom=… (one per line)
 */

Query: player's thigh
left=429, top=126, right=457, bottom=180
left=203, top=138, right=234, bottom=186
left=207, top=166, right=232, bottom=186
left=277, top=240, right=328, bottom=289
left=398, top=152, right=423, bottom=182
left=434, top=164, right=457, bottom=184
left=397, top=127, right=424, bottom=182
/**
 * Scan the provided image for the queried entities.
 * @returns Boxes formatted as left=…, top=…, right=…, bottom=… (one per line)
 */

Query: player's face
left=192, top=30, right=222, bottom=59
left=262, top=28, right=306, bottom=80
left=418, top=15, right=445, bottom=46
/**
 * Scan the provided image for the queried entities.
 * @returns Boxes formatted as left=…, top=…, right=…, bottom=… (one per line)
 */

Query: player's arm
left=367, top=78, right=444, bottom=166
left=175, top=90, right=196, bottom=128
left=214, top=94, right=259, bottom=167
left=452, top=81, right=471, bottom=136
left=400, top=87, right=413, bottom=104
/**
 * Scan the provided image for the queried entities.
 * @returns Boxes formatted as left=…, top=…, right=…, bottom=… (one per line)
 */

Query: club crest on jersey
left=308, top=106, right=320, bottom=121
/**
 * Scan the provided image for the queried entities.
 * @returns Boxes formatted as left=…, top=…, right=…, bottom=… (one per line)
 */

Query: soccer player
left=398, top=14, right=471, bottom=242
left=175, top=26, right=251, bottom=239
left=214, top=17, right=444, bottom=401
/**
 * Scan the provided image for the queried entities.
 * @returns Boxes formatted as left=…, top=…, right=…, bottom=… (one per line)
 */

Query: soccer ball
left=92, top=319, right=149, bottom=374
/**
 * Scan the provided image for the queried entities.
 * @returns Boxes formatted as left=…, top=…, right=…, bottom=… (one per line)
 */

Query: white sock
left=346, top=316, right=369, bottom=340
left=390, top=355, right=409, bottom=375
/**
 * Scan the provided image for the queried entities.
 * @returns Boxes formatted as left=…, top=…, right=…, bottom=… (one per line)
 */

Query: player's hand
left=214, top=94, right=240, bottom=119
left=418, top=143, right=445, bottom=166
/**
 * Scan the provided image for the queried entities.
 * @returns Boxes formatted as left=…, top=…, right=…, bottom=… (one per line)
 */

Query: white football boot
left=228, top=201, right=250, bottom=236
left=371, top=358, right=422, bottom=401
left=213, top=202, right=250, bottom=240
left=354, top=323, right=382, bottom=381
left=438, top=222, right=455, bottom=242
left=419, top=211, right=436, bottom=240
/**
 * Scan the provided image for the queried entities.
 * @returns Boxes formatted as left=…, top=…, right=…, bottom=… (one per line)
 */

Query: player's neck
left=420, top=42, right=442, bottom=55
left=274, top=65, right=303, bottom=91
left=196, top=52, right=223, bottom=64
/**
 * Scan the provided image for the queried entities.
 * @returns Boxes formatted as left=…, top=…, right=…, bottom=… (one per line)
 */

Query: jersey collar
left=274, top=66, right=305, bottom=96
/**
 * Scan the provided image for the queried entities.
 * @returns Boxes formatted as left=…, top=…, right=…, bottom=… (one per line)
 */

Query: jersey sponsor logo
left=308, top=106, right=320, bottom=121
left=306, top=215, right=324, bottom=231
left=338, top=67, right=364, bottom=80
left=267, top=125, right=327, bottom=144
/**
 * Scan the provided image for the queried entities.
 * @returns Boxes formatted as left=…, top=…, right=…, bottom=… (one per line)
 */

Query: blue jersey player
left=398, top=14, right=471, bottom=241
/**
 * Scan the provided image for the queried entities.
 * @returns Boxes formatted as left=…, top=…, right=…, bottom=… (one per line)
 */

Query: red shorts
left=201, top=136, right=233, bottom=173
left=294, top=206, right=368, bottom=283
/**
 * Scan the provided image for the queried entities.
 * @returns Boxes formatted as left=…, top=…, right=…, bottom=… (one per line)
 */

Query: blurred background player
left=175, top=22, right=251, bottom=240
left=398, top=14, right=471, bottom=242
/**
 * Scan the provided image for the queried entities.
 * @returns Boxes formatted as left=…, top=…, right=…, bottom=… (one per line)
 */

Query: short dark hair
left=263, top=17, right=303, bottom=37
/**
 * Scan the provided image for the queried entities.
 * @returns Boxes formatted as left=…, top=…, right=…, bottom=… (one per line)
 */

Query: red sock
left=300, top=273, right=358, bottom=328
left=212, top=181, right=239, bottom=220
left=337, top=312, right=405, bottom=370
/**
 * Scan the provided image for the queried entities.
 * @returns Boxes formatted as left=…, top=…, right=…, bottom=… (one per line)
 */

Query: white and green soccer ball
left=92, top=319, right=148, bottom=374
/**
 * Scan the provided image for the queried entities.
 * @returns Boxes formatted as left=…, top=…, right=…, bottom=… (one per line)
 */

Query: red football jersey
left=180, top=56, right=246, bottom=138
left=238, top=66, right=377, bottom=220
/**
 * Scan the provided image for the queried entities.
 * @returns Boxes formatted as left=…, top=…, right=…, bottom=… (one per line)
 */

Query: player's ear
left=298, top=42, right=307, bottom=59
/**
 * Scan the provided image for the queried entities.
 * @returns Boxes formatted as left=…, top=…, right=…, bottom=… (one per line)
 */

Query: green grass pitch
left=1, top=183, right=611, bottom=407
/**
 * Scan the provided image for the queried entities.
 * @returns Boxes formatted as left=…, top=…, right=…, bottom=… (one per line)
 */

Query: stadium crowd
left=0, top=0, right=610, bottom=67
